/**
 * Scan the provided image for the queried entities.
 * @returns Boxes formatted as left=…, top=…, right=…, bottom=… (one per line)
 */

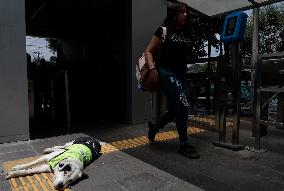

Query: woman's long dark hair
left=163, top=1, right=191, bottom=32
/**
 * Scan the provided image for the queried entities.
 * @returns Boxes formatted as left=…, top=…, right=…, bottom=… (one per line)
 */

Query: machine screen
left=225, top=16, right=237, bottom=36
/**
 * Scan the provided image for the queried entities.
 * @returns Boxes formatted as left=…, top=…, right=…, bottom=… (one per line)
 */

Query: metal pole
left=231, top=42, right=241, bottom=145
left=221, top=43, right=230, bottom=143
left=251, top=7, right=259, bottom=138
left=50, top=79, right=55, bottom=121
left=255, top=58, right=261, bottom=149
left=255, top=88, right=261, bottom=149
left=207, top=40, right=212, bottom=114
left=64, top=71, right=71, bottom=128
left=215, top=42, right=222, bottom=141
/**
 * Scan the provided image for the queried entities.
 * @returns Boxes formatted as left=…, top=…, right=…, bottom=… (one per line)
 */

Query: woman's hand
left=142, top=68, right=158, bottom=92
left=148, top=68, right=158, bottom=84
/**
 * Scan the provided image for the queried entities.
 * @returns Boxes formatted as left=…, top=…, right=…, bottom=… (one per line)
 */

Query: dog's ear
left=68, top=171, right=89, bottom=186
left=72, top=171, right=88, bottom=183
left=80, top=171, right=89, bottom=180
left=76, top=170, right=88, bottom=179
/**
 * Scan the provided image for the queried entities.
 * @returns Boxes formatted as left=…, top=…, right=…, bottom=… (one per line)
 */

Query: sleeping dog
left=5, top=137, right=101, bottom=190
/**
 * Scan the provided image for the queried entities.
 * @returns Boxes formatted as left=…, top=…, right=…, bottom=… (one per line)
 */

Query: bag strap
left=161, top=26, right=167, bottom=43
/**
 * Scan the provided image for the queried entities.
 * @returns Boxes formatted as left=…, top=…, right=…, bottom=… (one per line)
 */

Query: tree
left=243, top=4, right=284, bottom=57
left=190, top=14, right=223, bottom=60
left=46, top=38, right=63, bottom=54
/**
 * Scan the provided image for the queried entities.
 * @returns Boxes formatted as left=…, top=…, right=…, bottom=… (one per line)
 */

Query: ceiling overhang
left=178, top=0, right=283, bottom=17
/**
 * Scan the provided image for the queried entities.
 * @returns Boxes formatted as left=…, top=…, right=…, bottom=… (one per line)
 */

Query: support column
left=0, top=0, right=29, bottom=142
left=129, top=0, right=167, bottom=124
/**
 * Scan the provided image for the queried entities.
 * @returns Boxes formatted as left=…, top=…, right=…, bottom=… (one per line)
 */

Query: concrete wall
left=129, top=0, right=167, bottom=124
left=0, top=0, right=166, bottom=143
left=0, top=0, right=29, bottom=142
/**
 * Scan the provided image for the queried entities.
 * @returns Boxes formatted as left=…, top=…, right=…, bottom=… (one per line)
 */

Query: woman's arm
left=144, top=35, right=160, bottom=70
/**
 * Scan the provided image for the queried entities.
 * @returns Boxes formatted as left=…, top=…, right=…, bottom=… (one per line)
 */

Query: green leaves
left=189, top=14, right=223, bottom=60
left=243, top=4, right=284, bottom=57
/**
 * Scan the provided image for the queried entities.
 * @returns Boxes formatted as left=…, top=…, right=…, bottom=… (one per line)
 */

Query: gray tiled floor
left=1, top=118, right=284, bottom=191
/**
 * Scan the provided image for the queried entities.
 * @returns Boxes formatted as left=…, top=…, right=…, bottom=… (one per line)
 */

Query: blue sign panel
left=220, top=11, right=248, bottom=43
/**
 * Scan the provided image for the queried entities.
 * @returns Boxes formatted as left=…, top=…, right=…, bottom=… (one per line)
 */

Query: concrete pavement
left=1, top=118, right=284, bottom=191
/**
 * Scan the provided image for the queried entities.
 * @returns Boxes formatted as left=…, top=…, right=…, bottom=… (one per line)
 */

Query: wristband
left=148, top=64, right=155, bottom=68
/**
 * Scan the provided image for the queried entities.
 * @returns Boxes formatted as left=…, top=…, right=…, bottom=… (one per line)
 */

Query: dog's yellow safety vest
left=48, top=144, right=92, bottom=170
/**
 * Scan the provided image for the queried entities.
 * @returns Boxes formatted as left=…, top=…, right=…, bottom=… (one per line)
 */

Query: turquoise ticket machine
left=221, top=11, right=248, bottom=43
left=214, top=11, right=248, bottom=150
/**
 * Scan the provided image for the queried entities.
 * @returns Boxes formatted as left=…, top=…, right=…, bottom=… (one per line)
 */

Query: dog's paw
left=5, top=172, right=12, bottom=179
left=43, top=148, right=53, bottom=154
left=11, top=165, right=26, bottom=171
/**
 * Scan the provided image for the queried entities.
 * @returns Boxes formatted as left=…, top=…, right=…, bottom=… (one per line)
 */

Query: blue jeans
left=157, top=68, right=190, bottom=144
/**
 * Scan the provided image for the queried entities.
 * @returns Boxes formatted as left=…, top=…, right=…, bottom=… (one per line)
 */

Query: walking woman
left=144, top=2, right=200, bottom=159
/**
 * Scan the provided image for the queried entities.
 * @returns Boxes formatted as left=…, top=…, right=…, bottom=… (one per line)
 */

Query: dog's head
left=53, top=158, right=84, bottom=190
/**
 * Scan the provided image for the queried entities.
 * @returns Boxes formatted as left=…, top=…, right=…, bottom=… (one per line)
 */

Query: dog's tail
left=92, top=138, right=101, bottom=154
left=88, top=137, right=101, bottom=161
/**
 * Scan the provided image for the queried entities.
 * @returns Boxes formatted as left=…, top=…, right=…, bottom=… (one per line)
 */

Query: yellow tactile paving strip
left=3, top=156, right=71, bottom=191
left=188, top=115, right=234, bottom=129
left=3, top=126, right=205, bottom=191
left=103, top=126, right=205, bottom=153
